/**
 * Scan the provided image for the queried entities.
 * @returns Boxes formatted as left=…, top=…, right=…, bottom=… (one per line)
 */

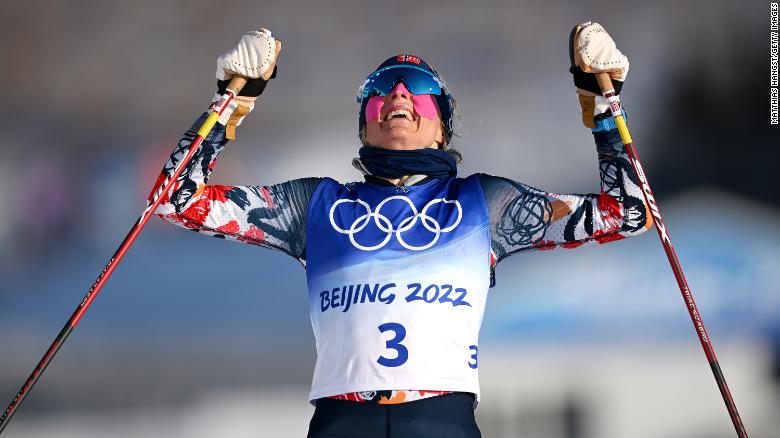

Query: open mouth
left=383, top=108, right=414, bottom=122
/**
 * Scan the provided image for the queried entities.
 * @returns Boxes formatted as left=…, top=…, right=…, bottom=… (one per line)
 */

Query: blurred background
left=1, top=0, right=777, bottom=437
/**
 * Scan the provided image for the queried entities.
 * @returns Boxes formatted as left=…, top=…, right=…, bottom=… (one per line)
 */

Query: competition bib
left=305, top=176, right=490, bottom=403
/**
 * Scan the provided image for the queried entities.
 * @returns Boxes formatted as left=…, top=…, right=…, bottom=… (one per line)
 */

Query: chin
left=377, top=142, right=419, bottom=151
left=375, top=135, right=434, bottom=151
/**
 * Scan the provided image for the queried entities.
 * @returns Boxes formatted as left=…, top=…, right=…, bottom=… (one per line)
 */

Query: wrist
left=210, top=93, right=257, bottom=140
left=591, top=108, right=628, bottom=133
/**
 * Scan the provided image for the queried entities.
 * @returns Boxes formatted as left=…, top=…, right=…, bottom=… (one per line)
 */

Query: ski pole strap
left=198, top=85, right=243, bottom=138
left=591, top=109, right=628, bottom=133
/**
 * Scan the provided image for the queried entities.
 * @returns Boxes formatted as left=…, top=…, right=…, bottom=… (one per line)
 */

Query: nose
left=388, top=82, right=411, bottom=100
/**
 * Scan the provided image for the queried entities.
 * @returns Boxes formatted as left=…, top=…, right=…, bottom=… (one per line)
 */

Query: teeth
left=385, top=109, right=413, bottom=121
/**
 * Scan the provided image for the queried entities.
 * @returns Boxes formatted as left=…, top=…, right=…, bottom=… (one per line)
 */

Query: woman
left=153, top=23, right=650, bottom=438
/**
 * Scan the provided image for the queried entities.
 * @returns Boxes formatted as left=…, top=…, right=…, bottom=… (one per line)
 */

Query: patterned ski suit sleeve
left=152, top=112, right=323, bottom=261
left=478, top=114, right=652, bottom=266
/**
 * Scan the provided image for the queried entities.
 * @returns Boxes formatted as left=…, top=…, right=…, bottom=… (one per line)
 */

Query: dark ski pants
left=307, top=392, right=482, bottom=438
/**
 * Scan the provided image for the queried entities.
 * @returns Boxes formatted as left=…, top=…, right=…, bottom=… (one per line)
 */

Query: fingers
left=216, top=28, right=279, bottom=81
left=569, top=21, right=591, bottom=70
left=261, top=40, right=283, bottom=81
left=572, top=22, right=628, bottom=80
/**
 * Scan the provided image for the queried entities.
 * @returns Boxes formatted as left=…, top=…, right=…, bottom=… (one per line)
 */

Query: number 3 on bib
left=468, top=345, right=478, bottom=369
left=377, top=322, right=408, bottom=367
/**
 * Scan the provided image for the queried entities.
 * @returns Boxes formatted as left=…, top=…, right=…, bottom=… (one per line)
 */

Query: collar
left=363, top=174, right=435, bottom=187
left=353, top=157, right=435, bottom=187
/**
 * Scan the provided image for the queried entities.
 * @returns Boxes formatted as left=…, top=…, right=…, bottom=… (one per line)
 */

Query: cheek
left=364, top=119, right=381, bottom=144
left=411, top=94, right=439, bottom=120
left=364, top=96, right=384, bottom=122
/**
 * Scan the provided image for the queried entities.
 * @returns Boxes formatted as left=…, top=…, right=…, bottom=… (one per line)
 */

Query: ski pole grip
left=226, top=76, right=248, bottom=95
left=596, top=72, right=614, bottom=95
left=595, top=72, right=633, bottom=144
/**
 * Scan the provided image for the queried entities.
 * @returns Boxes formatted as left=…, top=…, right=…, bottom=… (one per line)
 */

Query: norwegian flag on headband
left=395, top=54, right=421, bottom=65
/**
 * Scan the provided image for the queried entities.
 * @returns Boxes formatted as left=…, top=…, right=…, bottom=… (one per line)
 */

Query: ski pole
left=0, top=76, right=248, bottom=435
left=594, top=72, right=748, bottom=438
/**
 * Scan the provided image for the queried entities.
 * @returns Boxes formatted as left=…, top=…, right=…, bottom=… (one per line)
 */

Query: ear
left=434, top=122, right=444, bottom=146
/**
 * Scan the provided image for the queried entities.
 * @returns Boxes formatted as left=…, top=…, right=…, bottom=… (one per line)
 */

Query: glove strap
left=570, top=66, right=623, bottom=96
left=217, top=66, right=277, bottom=97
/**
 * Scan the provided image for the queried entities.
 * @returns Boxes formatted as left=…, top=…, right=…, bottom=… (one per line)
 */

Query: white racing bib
left=305, top=176, right=490, bottom=404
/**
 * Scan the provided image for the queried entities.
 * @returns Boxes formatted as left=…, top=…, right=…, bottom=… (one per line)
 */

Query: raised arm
left=479, top=114, right=650, bottom=263
left=481, top=22, right=651, bottom=266
left=152, top=116, right=321, bottom=260
left=151, top=29, right=323, bottom=262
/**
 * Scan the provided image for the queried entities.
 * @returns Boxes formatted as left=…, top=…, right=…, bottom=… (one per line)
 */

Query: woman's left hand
left=569, top=22, right=629, bottom=127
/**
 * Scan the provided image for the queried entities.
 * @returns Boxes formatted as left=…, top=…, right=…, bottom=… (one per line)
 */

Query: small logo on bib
left=358, top=391, right=377, bottom=400
left=329, top=195, right=462, bottom=251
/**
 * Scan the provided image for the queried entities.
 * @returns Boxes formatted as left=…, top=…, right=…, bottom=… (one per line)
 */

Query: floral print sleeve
left=478, top=112, right=652, bottom=274
left=152, top=112, right=322, bottom=262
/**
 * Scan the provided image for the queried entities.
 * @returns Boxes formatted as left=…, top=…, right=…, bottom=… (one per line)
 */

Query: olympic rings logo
left=329, top=195, right=462, bottom=251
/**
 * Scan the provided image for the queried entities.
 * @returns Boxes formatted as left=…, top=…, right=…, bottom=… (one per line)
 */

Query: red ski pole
left=594, top=72, right=748, bottom=437
left=0, top=76, right=248, bottom=435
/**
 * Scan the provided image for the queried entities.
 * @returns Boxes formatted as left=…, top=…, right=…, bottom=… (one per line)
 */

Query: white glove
left=570, top=22, right=629, bottom=126
left=572, top=22, right=629, bottom=82
left=213, top=28, right=281, bottom=139
left=216, top=28, right=279, bottom=81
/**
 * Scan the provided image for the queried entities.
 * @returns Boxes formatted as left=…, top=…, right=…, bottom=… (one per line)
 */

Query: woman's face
left=364, top=83, right=444, bottom=150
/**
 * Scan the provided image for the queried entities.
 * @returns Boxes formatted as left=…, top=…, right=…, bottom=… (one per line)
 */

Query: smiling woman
left=363, top=82, right=444, bottom=150
left=355, top=55, right=463, bottom=177
left=352, top=55, right=463, bottom=186
left=150, top=25, right=652, bottom=438
left=357, top=55, right=456, bottom=150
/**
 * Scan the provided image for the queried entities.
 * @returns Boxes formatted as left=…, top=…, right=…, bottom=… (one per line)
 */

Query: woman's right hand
left=217, top=28, right=282, bottom=84
left=213, top=28, right=282, bottom=139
